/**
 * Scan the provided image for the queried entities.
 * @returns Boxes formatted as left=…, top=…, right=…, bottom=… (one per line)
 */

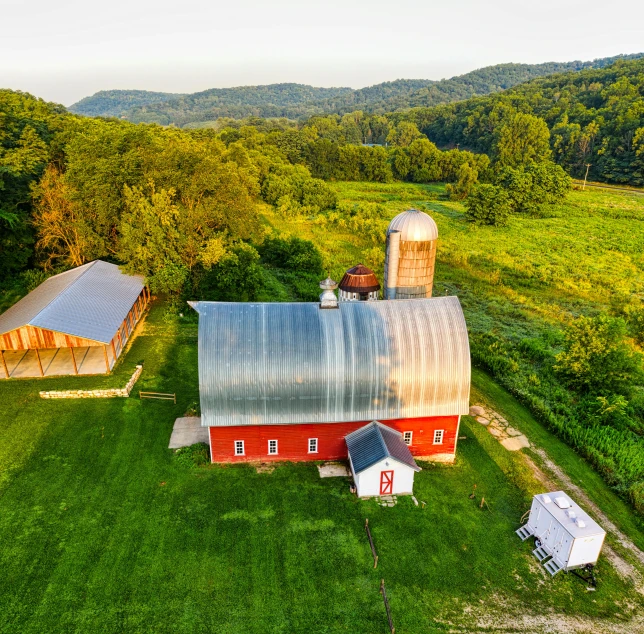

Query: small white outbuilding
left=516, top=491, right=606, bottom=576
left=345, top=422, right=421, bottom=498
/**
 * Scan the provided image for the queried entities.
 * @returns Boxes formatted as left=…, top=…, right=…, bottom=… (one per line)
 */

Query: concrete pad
left=469, top=406, right=486, bottom=417
left=318, top=462, right=350, bottom=478
left=500, top=435, right=531, bottom=451
left=169, top=417, right=208, bottom=449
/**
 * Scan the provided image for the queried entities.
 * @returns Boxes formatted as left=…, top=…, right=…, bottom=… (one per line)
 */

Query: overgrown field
left=261, top=183, right=644, bottom=510
left=1, top=303, right=644, bottom=633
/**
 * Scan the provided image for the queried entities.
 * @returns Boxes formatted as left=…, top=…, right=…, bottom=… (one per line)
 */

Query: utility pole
left=582, top=163, right=591, bottom=190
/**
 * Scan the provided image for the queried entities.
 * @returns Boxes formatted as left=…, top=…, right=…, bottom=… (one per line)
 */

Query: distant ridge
left=69, top=52, right=644, bottom=126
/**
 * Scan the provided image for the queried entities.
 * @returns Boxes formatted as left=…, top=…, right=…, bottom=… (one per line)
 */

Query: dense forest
left=69, top=54, right=643, bottom=126
left=69, top=89, right=184, bottom=118
left=399, top=58, right=644, bottom=185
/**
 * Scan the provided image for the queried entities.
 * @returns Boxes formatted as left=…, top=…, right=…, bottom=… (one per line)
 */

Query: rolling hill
left=69, top=53, right=644, bottom=126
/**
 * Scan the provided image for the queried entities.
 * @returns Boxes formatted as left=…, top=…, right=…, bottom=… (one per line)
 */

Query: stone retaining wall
left=40, top=365, right=143, bottom=399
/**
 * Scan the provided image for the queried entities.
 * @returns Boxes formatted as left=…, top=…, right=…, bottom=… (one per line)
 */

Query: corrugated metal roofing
left=0, top=260, right=144, bottom=344
left=346, top=421, right=421, bottom=474
left=191, top=296, right=471, bottom=427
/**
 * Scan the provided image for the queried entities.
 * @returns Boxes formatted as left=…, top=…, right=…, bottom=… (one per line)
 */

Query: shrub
left=464, top=184, right=511, bottom=226
left=554, top=315, right=642, bottom=395
left=258, top=236, right=324, bottom=275
left=174, top=443, right=210, bottom=468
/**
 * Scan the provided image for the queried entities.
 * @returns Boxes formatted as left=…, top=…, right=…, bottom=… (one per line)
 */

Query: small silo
left=338, top=264, right=380, bottom=301
left=384, top=208, right=438, bottom=299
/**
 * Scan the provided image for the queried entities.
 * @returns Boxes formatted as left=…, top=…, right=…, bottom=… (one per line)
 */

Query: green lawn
left=1, top=303, right=643, bottom=633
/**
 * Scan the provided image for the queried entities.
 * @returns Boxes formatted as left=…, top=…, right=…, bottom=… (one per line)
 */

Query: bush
left=174, top=443, right=210, bottom=468
left=496, top=162, right=571, bottom=214
left=258, top=236, right=324, bottom=275
left=464, top=184, right=511, bottom=226
left=554, top=315, right=642, bottom=395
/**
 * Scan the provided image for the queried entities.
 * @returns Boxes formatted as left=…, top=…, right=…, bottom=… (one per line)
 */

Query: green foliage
left=69, top=89, right=184, bottom=118
left=495, top=162, right=571, bottom=213
left=173, top=443, right=210, bottom=468
left=494, top=112, right=552, bottom=167
left=464, top=184, right=511, bottom=226
left=258, top=236, right=324, bottom=275
left=555, top=316, right=642, bottom=395
left=196, top=242, right=265, bottom=302
left=408, top=57, right=644, bottom=185
left=445, top=162, right=479, bottom=200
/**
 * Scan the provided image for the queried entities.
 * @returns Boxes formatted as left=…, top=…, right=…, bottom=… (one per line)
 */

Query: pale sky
left=1, top=0, right=643, bottom=106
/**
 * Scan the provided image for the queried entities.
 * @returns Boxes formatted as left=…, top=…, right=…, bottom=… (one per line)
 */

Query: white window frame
left=234, top=440, right=245, bottom=456
left=433, top=429, right=444, bottom=445
left=268, top=439, right=278, bottom=455
left=403, top=431, right=413, bottom=446
left=308, top=438, right=318, bottom=454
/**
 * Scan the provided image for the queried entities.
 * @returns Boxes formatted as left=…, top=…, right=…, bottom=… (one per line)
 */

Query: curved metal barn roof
left=190, top=296, right=471, bottom=427
left=387, top=208, right=438, bottom=242
left=0, top=261, right=144, bottom=344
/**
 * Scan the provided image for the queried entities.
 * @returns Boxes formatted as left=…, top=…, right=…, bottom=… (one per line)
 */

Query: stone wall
left=40, top=365, right=143, bottom=399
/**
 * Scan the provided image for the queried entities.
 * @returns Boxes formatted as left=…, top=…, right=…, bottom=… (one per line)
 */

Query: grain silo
left=384, top=209, right=438, bottom=299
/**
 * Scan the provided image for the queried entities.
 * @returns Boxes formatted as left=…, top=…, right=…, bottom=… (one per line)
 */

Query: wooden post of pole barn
left=117, top=330, right=123, bottom=356
left=70, top=347, right=78, bottom=375
left=0, top=350, right=9, bottom=378
left=111, top=340, right=117, bottom=365
left=35, top=348, right=44, bottom=377
left=103, top=345, right=110, bottom=372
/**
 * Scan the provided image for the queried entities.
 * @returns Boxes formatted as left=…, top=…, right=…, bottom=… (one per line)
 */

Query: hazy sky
left=2, top=0, right=643, bottom=106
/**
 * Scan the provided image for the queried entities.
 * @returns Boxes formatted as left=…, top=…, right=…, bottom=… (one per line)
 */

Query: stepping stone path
left=468, top=405, right=531, bottom=452
left=378, top=495, right=397, bottom=507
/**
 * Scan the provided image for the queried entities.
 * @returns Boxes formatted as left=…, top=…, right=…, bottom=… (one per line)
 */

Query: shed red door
left=380, top=470, right=394, bottom=495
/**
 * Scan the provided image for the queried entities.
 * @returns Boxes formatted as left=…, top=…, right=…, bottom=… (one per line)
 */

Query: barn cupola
left=319, top=277, right=339, bottom=309
left=384, top=208, right=438, bottom=300
left=338, top=264, right=380, bottom=302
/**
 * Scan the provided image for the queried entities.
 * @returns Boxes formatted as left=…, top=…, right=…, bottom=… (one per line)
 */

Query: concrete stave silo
left=384, top=208, right=438, bottom=299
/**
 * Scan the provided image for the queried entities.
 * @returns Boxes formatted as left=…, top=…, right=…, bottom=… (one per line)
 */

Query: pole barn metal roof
left=190, top=296, right=471, bottom=427
left=0, top=261, right=145, bottom=344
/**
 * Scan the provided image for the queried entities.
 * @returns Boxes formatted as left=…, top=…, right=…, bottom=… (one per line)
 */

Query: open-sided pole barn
left=0, top=261, right=148, bottom=379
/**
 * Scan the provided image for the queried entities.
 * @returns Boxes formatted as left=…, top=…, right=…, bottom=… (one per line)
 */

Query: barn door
left=380, top=470, right=394, bottom=495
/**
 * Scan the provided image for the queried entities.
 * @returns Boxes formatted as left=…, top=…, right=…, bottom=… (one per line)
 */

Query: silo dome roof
left=339, top=264, right=380, bottom=294
left=387, top=208, right=438, bottom=241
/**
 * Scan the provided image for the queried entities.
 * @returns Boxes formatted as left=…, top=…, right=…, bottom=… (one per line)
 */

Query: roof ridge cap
left=374, top=421, right=390, bottom=459
left=27, top=260, right=97, bottom=327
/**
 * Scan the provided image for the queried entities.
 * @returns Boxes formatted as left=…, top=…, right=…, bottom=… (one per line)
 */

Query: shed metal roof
left=534, top=491, right=605, bottom=539
left=346, top=421, right=421, bottom=474
left=190, top=296, right=471, bottom=427
left=0, top=260, right=145, bottom=344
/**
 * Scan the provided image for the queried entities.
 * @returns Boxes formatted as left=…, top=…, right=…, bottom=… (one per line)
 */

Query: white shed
left=345, top=422, right=421, bottom=498
left=516, top=491, right=606, bottom=576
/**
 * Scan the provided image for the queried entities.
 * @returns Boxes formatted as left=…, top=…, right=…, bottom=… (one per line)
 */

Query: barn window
left=403, top=431, right=413, bottom=445
left=433, top=429, right=444, bottom=445
left=234, top=440, right=245, bottom=456
left=308, top=438, right=318, bottom=454
left=268, top=439, right=278, bottom=455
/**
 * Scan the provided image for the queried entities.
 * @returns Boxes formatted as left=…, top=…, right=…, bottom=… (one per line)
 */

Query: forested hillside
left=400, top=58, right=644, bottom=184
left=124, top=83, right=353, bottom=126
left=69, top=89, right=184, bottom=118
left=70, top=53, right=643, bottom=126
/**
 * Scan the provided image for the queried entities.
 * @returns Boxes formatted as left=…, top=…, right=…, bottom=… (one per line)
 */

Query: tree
left=496, top=162, right=571, bottom=213
left=386, top=121, right=423, bottom=147
left=32, top=165, right=92, bottom=269
left=407, top=138, right=442, bottom=182
left=494, top=112, right=552, bottom=167
left=446, top=162, right=479, bottom=200
left=464, top=184, right=511, bottom=226
left=555, top=315, right=642, bottom=395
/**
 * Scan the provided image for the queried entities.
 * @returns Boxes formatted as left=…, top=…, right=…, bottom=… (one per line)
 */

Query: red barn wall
left=208, top=415, right=460, bottom=463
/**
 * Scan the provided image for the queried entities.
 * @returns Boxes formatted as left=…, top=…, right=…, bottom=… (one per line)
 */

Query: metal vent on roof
left=542, top=495, right=552, bottom=504
left=575, top=519, right=586, bottom=528
left=554, top=497, right=571, bottom=509
left=566, top=510, right=576, bottom=519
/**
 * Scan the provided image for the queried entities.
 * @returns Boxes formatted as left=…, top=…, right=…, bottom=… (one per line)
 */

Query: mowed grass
left=1, top=303, right=643, bottom=633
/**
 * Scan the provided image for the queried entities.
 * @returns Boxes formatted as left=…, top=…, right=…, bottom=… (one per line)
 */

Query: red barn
left=189, top=295, right=471, bottom=466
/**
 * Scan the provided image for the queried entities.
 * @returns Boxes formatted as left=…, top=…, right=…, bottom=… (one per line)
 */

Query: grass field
left=2, top=303, right=644, bottom=633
